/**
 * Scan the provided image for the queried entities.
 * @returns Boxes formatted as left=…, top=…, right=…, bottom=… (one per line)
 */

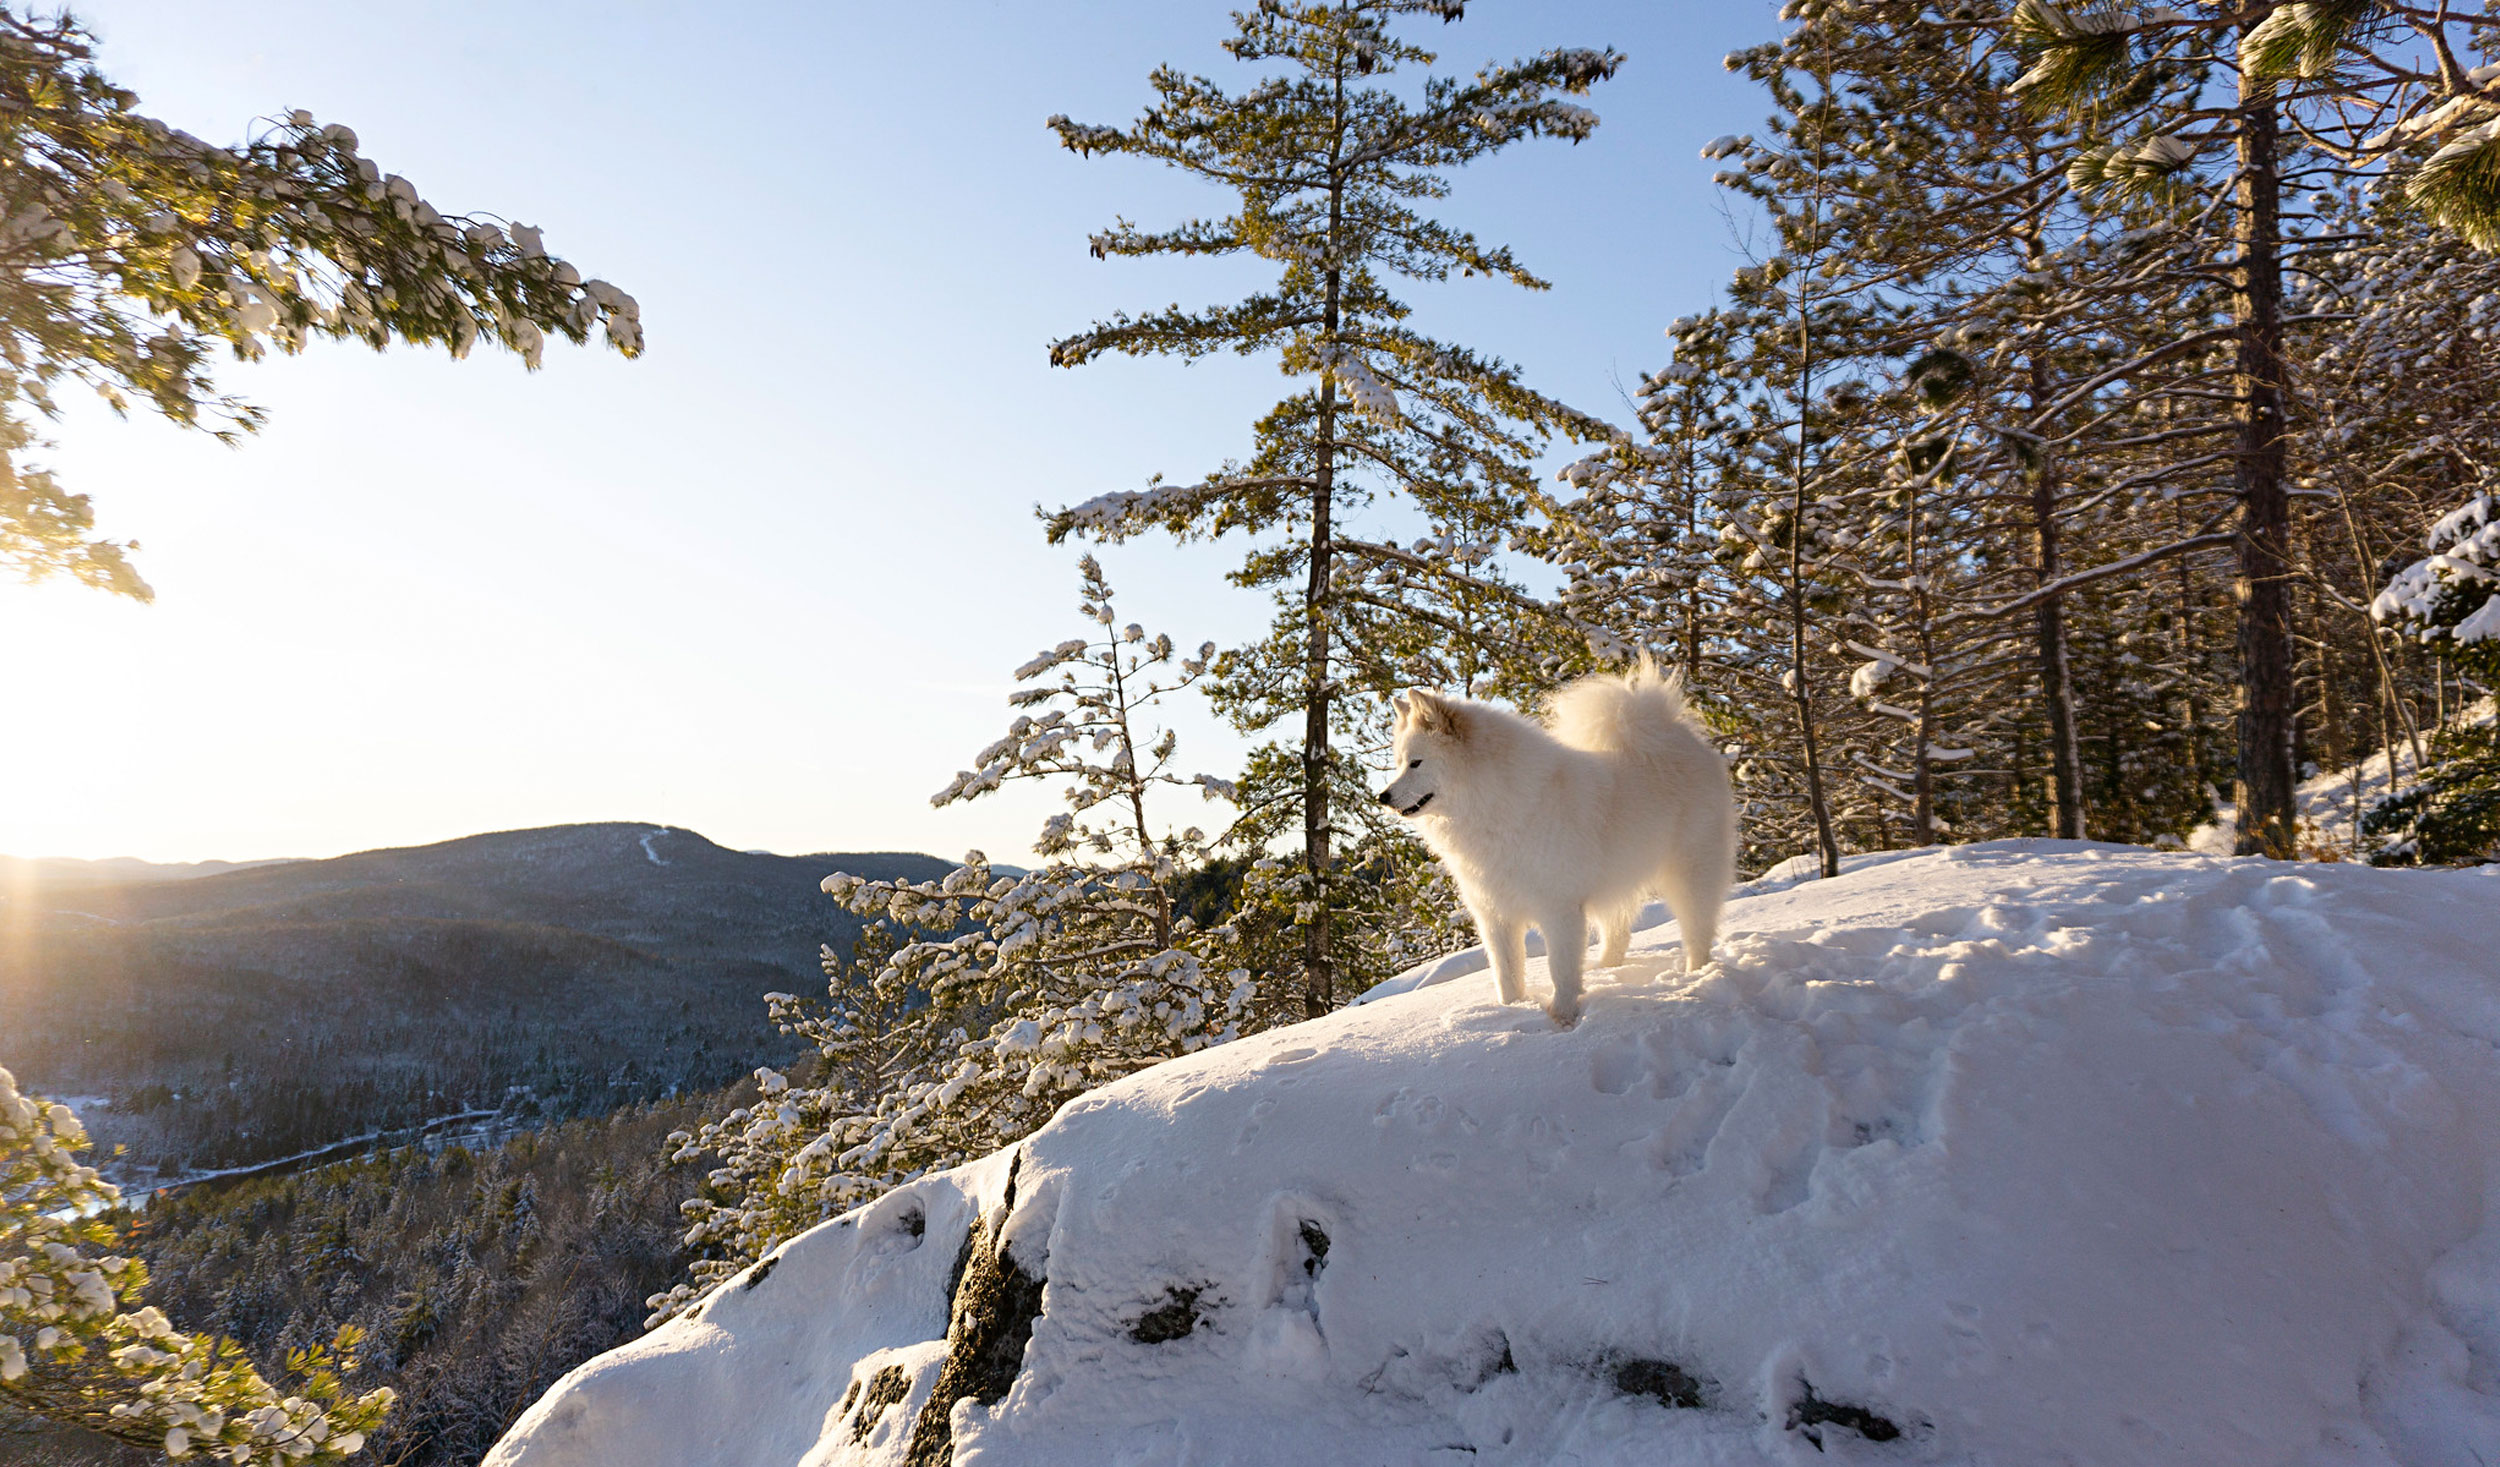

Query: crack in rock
left=903, top=1154, right=1046, bottom=1467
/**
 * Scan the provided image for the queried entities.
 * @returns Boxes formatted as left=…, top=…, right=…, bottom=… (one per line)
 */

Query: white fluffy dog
left=1377, top=659, right=1737, bottom=1024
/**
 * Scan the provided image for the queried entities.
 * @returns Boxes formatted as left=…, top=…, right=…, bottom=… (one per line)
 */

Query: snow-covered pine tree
left=1711, top=4, right=2024, bottom=852
left=1650, top=8, right=2045, bottom=861
left=1042, top=1, right=1618, bottom=1014
left=1818, top=9, right=2105, bottom=842
left=2367, top=487, right=2500, bottom=862
left=1765, top=3, right=2259, bottom=849
left=1543, top=298, right=1879, bottom=872
left=1539, top=308, right=1874, bottom=866
left=654, top=558, right=1256, bottom=1321
left=2302, top=189, right=2500, bottom=824
left=1543, top=312, right=1747, bottom=691
left=1558, top=1, right=2295, bottom=858
left=0, top=6, right=640, bottom=600
left=1704, top=24, right=1891, bottom=878
left=1543, top=3, right=2500, bottom=860
left=2, top=1067, right=394, bottom=1462
left=1997, top=0, right=2412, bottom=855
left=1836, top=363, right=1987, bottom=848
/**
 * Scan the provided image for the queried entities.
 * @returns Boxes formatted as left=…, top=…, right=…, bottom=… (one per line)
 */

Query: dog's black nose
left=1376, top=788, right=1394, bottom=805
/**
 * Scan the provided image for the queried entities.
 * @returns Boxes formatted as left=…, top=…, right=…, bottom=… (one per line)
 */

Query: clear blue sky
left=4, top=1, right=1776, bottom=864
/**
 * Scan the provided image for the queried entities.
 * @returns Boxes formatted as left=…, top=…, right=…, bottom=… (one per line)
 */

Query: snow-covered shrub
left=651, top=559, right=1262, bottom=1322
left=2368, top=492, right=2500, bottom=864
left=0, top=1066, right=394, bottom=1462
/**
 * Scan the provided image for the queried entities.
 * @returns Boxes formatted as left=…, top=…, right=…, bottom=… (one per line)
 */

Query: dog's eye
left=1407, top=759, right=1422, bottom=770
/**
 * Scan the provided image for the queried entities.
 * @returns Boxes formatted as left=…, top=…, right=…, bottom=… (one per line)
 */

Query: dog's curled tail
left=1546, top=651, right=1700, bottom=756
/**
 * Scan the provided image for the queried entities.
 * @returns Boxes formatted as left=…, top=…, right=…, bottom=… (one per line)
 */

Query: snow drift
left=484, top=842, right=2500, bottom=1465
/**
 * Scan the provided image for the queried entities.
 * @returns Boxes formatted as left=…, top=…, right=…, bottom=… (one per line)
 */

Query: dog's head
left=1378, top=690, right=1467, bottom=819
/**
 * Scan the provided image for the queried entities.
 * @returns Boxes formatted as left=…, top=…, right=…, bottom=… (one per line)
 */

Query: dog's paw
left=1544, top=1003, right=1582, bottom=1029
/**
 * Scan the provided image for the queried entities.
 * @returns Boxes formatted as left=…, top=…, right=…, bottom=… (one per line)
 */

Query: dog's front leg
left=1476, top=907, right=1529, bottom=1006
left=1542, top=906, right=1587, bottom=1026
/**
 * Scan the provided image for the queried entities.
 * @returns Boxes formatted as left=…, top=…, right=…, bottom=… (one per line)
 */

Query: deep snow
left=486, top=842, right=2500, bottom=1466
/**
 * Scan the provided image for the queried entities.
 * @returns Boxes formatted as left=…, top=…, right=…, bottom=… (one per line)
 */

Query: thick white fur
left=1377, top=658, right=1737, bottom=1024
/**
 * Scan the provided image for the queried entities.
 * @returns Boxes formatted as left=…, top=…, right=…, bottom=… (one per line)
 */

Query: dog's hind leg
left=1658, top=865, right=1725, bottom=973
left=1594, top=903, right=1637, bottom=969
left=1541, top=906, right=1588, bottom=1025
left=1474, top=905, right=1530, bottom=1006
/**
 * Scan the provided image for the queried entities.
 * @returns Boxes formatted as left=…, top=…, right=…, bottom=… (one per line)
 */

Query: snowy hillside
left=486, top=843, right=2500, bottom=1466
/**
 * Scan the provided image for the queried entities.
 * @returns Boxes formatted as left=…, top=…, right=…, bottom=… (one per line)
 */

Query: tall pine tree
left=1044, top=1, right=1616, bottom=1013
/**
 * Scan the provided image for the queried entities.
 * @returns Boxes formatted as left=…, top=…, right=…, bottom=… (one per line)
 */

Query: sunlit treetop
left=0, top=6, right=642, bottom=600
left=1041, top=0, right=1620, bottom=389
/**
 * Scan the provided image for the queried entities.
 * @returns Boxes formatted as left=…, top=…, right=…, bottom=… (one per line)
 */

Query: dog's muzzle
left=1382, top=790, right=1434, bottom=816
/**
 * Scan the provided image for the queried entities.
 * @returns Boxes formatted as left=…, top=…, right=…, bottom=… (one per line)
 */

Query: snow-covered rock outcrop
left=485, top=842, right=2500, bottom=1465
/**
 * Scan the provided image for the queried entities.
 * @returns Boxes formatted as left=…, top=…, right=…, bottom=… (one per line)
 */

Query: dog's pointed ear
left=1391, top=690, right=1412, bottom=719
left=1403, top=689, right=1466, bottom=739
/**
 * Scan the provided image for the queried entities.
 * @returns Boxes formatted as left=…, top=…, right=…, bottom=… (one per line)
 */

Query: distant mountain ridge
left=0, top=853, right=300, bottom=886
left=29, top=822, right=947, bottom=972
left=0, top=822, right=953, bottom=1177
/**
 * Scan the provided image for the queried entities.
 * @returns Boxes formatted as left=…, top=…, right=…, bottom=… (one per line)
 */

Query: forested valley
left=2, top=825, right=946, bottom=1178
left=3, top=1099, right=715, bottom=1466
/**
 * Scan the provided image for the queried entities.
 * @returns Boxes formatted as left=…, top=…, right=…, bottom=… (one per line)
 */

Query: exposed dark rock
left=1787, top=1382, right=1902, bottom=1447
left=1297, top=1219, right=1330, bottom=1276
left=1129, top=1286, right=1209, bottom=1344
left=1612, top=1357, right=1709, bottom=1410
left=849, top=1365, right=911, bottom=1445
left=739, top=1255, right=778, bottom=1292
left=903, top=1155, right=1046, bottom=1467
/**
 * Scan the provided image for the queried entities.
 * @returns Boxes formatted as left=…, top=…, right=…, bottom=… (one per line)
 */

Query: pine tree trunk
left=2029, top=450, right=2086, bottom=841
left=1907, top=481, right=1937, bottom=846
left=2231, top=77, right=2299, bottom=858
left=1912, top=678, right=1937, bottom=844
left=2024, top=359, right=2087, bottom=843
left=1912, top=600, right=1939, bottom=845
left=1789, top=262, right=1841, bottom=879
left=1114, top=665, right=1176, bottom=950
left=1303, top=394, right=1335, bottom=1019
left=1791, top=644, right=1841, bottom=879
left=2172, top=501, right=2213, bottom=807
left=1683, top=438, right=1706, bottom=687
left=1300, top=170, right=1344, bottom=1020
left=2306, top=578, right=2356, bottom=856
